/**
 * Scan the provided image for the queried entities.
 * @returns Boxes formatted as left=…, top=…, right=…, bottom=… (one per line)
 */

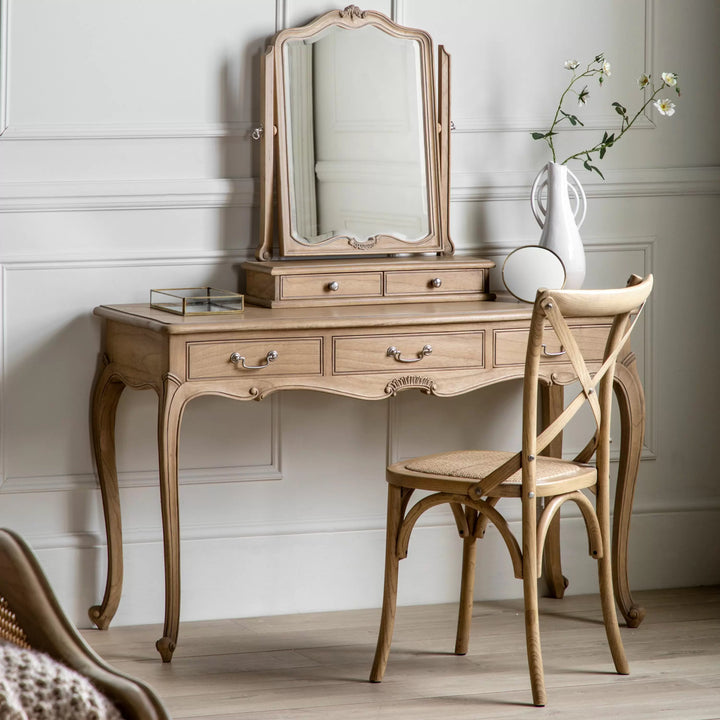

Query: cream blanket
left=0, top=642, right=122, bottom=720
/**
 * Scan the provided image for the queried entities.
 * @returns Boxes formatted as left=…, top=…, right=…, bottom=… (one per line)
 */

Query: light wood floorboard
left=81, top=586, right=720, bottom=719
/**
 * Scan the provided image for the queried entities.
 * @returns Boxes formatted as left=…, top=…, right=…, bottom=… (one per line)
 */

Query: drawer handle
left=327, top=281, right=340, bottom=292
left=386, top=344, right=433, bottom=363
left=230, top=350, right=279, bottom=369
left=541, top=344, right=566, bottom=358
left=430, top=277, right=443, bottom=288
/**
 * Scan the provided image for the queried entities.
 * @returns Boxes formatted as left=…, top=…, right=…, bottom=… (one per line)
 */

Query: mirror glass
left=502, top=246, right=566, bottom=303
left=282, top=25, right=430, bottom=247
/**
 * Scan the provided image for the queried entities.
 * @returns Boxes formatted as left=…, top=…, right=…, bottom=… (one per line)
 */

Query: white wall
left=1, top=0, right=719, bottom=628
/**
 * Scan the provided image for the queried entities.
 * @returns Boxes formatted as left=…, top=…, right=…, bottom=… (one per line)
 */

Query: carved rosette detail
left=340, top=5, right=366, bottom=20
left=348, top=236, right=378, bottom=250
left=384, top=375, right=438, bottom=396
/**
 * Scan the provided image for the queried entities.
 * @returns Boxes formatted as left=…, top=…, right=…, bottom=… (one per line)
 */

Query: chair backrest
left=475, top=274, right=653, bottom=496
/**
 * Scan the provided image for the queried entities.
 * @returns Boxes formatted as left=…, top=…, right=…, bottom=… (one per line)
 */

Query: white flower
left=654, top=98, right=676, bottom=116
left=661, top=72, right=678, bottom=87
left=637, top=73, right=651, bottom=89
left=601, top=61, right=612, bottom=76
left=564, top=59, right=580, bottom=70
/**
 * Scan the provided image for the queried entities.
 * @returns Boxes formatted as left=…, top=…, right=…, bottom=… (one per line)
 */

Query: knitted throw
left=0, top=642, right=123, bottom=720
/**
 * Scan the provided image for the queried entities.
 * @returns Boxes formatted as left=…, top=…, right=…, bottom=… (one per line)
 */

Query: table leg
left=612, top=354, right=646, bottom=628
left=540, top=383, right=568, bottom=598
left=155, top=375, right=185, bottom=662
left=88, top=361, right=127, bottom=630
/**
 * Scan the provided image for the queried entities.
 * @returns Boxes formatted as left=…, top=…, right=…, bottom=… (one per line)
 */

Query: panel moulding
left=388, top=237, right=657, bottom=465
left=451, top=0, right=655, bottom=135
left=0, top=255, right=282, bottom=494
left=2, top=168, right=718, bottom=215
left=0, top=0, right=8, bottom=136
left=0, top=0, right=260, bottom=142
left=0, top=394, right=282, bottom=494
left=450, top=167, right=720, bottom=203
left=0, top=178, right=257, bottom=213
left=20, top=501, right=720, bottom=557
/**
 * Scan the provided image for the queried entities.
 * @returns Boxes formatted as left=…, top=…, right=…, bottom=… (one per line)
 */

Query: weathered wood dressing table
left=89, top=6, right=647, bottom=662
left=88, top=299, right=647, bottom=661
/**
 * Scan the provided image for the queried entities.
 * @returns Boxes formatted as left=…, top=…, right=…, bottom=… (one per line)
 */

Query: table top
left=95, top=299, right=535, bottom=335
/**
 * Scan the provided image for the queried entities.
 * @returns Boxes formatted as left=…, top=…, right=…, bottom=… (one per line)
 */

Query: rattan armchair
left=0, top=527, right=169, bottom=720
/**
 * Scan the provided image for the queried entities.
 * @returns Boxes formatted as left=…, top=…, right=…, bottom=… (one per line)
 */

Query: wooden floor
left=81, top=586, right=720, bottom=720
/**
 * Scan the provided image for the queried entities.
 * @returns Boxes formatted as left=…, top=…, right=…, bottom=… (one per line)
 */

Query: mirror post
left=439, top=45, right=454, bottom=256
left=257, top=45, right=276, bottom=261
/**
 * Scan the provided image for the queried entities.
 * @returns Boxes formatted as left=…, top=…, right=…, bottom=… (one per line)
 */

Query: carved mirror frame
left=255, top=5, right=453, bottom=260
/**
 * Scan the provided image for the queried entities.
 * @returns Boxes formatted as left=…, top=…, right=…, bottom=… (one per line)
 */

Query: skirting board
left=28, top=507, right=720, bottom=629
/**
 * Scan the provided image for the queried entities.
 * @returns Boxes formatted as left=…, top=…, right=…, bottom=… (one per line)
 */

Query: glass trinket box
left=150, top=287, right=245, bottom=315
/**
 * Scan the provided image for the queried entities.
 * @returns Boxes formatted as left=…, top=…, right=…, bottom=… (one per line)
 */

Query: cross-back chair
left=369, top=274, right=653, bottom=706
left=0, top=527, right=170, bottom=720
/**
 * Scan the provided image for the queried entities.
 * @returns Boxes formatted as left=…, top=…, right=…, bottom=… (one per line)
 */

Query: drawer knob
left=386, top=344, right=433, bottom=363
left=327, top=281, right=340, bottom=292
left=430, top=277, right=443, bottom=288
left=230, top=350, right=279, bottom=369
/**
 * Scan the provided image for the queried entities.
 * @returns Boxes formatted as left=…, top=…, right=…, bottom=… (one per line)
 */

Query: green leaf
left=531, top=132, right=546, bottom=140
left=599, top=146, right=606, bottom=159
left=582, top=158, right=605, bottom=179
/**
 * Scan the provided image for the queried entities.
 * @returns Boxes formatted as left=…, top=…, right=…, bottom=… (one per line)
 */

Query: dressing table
left=88, top=7, right=648, bottom=662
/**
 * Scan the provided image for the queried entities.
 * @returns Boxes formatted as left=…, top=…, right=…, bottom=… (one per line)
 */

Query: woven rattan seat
left=397, top=449, right=596, bottom=497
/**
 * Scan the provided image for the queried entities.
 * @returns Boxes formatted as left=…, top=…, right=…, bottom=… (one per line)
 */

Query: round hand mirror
left=501, top=246, right=566, bottom=303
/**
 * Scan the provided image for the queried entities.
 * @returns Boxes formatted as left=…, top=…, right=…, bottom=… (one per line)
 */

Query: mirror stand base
left=242, top=257, right=495, bottom=308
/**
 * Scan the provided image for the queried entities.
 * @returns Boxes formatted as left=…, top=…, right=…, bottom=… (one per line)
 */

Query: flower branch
left=532, top=55, right=681, bottom=179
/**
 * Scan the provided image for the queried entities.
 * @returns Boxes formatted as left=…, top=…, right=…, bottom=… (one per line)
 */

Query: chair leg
left=523, top=501, right=546, bottom=706
left=455, top=535, right=477, bottom=655
left=598, top=548, right=629, bottom=674
left=370, top=484, right=404, bottom=682
left=596, top=498, right=630, bottom=675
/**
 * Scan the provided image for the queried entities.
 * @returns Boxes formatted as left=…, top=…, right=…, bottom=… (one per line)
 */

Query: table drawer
left=187, top=338, right=322, bottom=379
left=384, top=268, right=485, bottom=296
left=333, top=331, right=484, bottom=374
left=280, top=272, right=383, bottom=300
left=493, top=325, right=610, bottom=367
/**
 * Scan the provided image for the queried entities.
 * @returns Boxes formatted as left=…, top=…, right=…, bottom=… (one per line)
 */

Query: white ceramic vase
left=530, top=161, right=587, bottom=289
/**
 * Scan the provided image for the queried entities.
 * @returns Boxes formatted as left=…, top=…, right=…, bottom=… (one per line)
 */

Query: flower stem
left=541, top=59, right=604, bottom=162
left=560, top=83, right=665, bottom=166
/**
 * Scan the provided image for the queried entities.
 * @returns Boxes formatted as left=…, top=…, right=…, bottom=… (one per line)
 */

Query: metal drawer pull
left=230, top=350, right=279, bottom=369
left=541, top=344, right=566, bottom=358
left=386, top=344, right=433, bottom=363
left=327, top=281, right=340, bottom=291
left=430, top=277, right=443, bottom=288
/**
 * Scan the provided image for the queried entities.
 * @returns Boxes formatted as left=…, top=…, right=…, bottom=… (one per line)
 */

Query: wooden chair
left=0, top=527, right=170, bottom=720
left=369, top=274, right=653, bottom=706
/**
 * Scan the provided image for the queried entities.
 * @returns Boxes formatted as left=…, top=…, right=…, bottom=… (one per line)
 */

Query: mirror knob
left=431, top=277, right=443, bottom=288
left=328, top=281, right=340, bottom=292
